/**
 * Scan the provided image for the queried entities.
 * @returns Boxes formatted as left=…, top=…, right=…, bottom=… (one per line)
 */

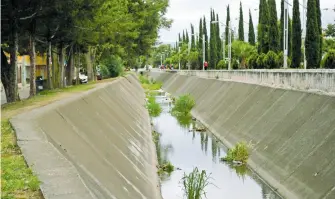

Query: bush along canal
left=150, top=90, right=282, bottom=199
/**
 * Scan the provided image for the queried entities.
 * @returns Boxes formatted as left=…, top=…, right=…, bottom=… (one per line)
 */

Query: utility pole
left=228, top=21, right=232, bottom=70
left=283, top=1, right=289, bottom=68
left=302, top=0, right=307, bottom=69
left=202, top=34, right=205, bottom=70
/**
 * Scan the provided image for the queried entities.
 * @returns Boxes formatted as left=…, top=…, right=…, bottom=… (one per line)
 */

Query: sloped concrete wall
left=11, top=74, right=161, bottom=199
left=151, top=72, right=335, bottom=199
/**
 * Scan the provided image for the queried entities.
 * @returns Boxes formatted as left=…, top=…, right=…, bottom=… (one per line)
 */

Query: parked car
left=73, top=73, right=88, bottom=84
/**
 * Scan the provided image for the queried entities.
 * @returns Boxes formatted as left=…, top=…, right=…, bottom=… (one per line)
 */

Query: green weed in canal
left=139, top=75, right=162, bottom=91
left=221, top=141, right=249, bottom=164
left=172, top=94, right=195, bottom=115
left=146, top=93, right=162, bottom=117
left=182, top=167, right=211, bottom=199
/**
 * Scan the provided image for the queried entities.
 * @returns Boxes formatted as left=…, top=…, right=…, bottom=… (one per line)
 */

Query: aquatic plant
left=140, top=75, right=162, bottom=90
left=182, top=167, right=211, bottom=199
left=220, top=141, right=249, bottom=164
left=146, top=94, right=162, bottom=117
left=172, top=94, right=195, bottom=115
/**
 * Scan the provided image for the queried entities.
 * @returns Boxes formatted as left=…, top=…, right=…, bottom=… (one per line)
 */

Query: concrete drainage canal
left=150, top=90, right=282, bottom=199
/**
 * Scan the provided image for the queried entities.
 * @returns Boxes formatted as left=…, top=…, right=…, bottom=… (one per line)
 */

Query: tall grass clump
left=139, top=75, right=162, bottom=91
left=146, top=93, right=162, bottom=117
left=172, top=94, right=195, bottom=116
left=220, top=141, right=249, bottom=164
left=182, top=167, right=211, bottom=199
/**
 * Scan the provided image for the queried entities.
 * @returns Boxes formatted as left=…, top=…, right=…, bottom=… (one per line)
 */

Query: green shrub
left=232, top=59, right=239, bottom=69
left=221, top=141, right=249, bottom=164
left=256, top=53, right=266, bottom=69
left=182, top=167, right=210, bottom=199
left=172, top=94, right=195, bottom=115
left=264, top=51, right=278, bottom=69
left=216, top=60, right=227, bottom=69
left=101, top=55, right=124, bottom=77
left=276, top=51, right=292, bottom=68
left=246, top=53, right=258, bottom=69
left=321, top=49, right=335, bottom=69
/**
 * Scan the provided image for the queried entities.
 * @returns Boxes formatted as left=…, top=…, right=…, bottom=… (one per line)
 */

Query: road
left=1, top=85, right=30, bottom=105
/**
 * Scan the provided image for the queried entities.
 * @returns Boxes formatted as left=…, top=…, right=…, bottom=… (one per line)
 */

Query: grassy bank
left=1, top=78, right=116, bottom=199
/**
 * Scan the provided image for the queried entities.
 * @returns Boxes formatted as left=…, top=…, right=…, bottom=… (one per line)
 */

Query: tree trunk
left=85, top=48, right=93, bottom=81
left=66, top=48, right=74, bottom=86
left=3, top=12, right=20, bottom=103
left=59, top=43, right=65, bottom=88
left=29, top=33, right=36, bottom=97
left=46, top=40, right=53, bottom=89
left=76, top=47, right=80, bottom=85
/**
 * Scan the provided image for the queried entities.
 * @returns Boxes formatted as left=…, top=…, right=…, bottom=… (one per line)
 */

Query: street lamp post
left=202, top=34, right=205, bottom=71
left=228, top=21, right=232, bottom=70
left=211, top=20, right=233, bottom=70
left=283, top=0, right=289, bottom=68
left=178, top=47, right=181, bottom=70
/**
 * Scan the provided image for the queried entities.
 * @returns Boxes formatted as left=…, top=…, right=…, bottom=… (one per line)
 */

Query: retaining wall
left=176, top=69, right=335, bottom=95
left=151, top=72, right=335, bottom=199
left=10, top=75, right=161, bottom=199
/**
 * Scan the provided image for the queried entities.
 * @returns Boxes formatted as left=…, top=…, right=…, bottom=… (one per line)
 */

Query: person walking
left=204, top=61, right=208, bottom=70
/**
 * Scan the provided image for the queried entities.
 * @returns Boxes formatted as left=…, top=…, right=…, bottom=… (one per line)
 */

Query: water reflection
left=153, top=93, right=282, bottom=199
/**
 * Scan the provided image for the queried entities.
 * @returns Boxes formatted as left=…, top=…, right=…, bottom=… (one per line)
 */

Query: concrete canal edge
left=150, top=72, right=335, bottom=199
left=10, top=74, right=162, bottom=199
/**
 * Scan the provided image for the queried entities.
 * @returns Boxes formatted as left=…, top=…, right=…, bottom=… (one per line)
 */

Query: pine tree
left=238, top=2, right=244, bottom=41
left=292, top=0, right=301, bottom=68
left=225, top=5, right=230, bottom=46
left=248, top=9, right=255, bottom=45
left=258, top=0, right=269, bottom=53
left=268, top=0, right=279, bottom=52
left=305, top=0, right=320, bottom=68
left=279, top=0, right=284, bottom=50
left=316, top=0, right=322, bottom=66
left=203, top=16, right=209, bottom=62
left=191, top=24, right=195, bottom=50
left=216, top=14, right=222, bottom=60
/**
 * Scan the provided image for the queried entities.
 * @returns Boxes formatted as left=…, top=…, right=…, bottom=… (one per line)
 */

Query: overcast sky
left=158, top=0, right=335, bottom=44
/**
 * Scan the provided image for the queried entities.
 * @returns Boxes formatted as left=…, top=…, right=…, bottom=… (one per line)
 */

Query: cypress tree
left=225, top=5, right=230, bottom=46
left=210, top=9, right=216, bottom=68
left=186, top=30, right=189, bottom=43
left=179, top=33, right=182, bottom=43
left=305, top=0, right=320, bottom=68
left=279, top=0, right=284, bottom=50
left=238, top=2, right=244, bottom=41
left=316, top=0, right=322, bottom=66
left=288, top=16, right=292, bottom=58
left=191, top=24, right=195, bottom=50
left=182, top=30, right=186, bottom=42
left=198, top=18, right=203, bottom=66
left=268, top=0, right=279, bottom=52
left=203, top=16, right=209, bottom=62
left=258, top=0, right=269, bottom=53
left=248, top=9, right=255, bottom=45
left=292, top=0, right=301, bottom=68
left=216, top=14, right=222, bottom=60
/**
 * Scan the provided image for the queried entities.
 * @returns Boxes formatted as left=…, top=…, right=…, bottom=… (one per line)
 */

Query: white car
left=74, top=73, right=88, bottom=84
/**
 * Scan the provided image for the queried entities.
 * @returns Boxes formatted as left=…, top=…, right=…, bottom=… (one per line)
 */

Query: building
left=4, top=52, right=48, bottom=86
